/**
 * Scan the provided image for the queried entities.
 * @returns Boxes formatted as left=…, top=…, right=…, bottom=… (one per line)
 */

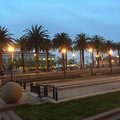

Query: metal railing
left=15, top=80, right=26, bottom=90
left=30, top=82, right=58, bottom=101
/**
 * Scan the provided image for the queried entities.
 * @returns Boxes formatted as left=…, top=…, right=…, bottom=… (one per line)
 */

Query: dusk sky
left=1, top=0, right=120, bottom=59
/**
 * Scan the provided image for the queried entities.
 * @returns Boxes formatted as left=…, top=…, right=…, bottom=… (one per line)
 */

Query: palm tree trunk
left=65, top=52, right=67, bottom=69
left=81, top=48, right=84, bottom=69
left=46, top=51, right=49, bottom=71
left=62, top=53, right=64, bottom=71
left=80, top=50, right=82, bottom=70
left=98, top=59, right=100, bottom=68
left=108, top=54, right=111, bottom=67
left=21, top=50, right=25, bottom=73
left=119, top=55, right=120, bottom=67
left=35, top=52, right=39, bottom=73
left=92, top=51, right=94, bottom=68
left=96, top=51, right=100, bottom=68
left=0, top=46, right=2, bottom=75
left=101, top=54, right=104, bottom=66
left=118, top=50, right=120, bottom=67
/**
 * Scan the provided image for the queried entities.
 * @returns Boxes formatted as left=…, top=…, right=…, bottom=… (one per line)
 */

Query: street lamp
left=89, top=48, right=94, bottom=75
left=8, top=46, right=14, bottom=81
left=62, top=49, right=66, bottom=77
left=96, top=54, right=100, bottom=68
left=117, top=55, right=120, bottom=67
left=33, top=53, right=37, bottom=71
left=34, top=53, right=36, bottom=57
left=108, top=50, right=113, bottom=73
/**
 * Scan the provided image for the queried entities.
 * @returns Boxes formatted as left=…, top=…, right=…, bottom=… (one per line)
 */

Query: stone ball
left=0, top=82, right=22, bottom=104
left=0, top=80, right=2, bottom=87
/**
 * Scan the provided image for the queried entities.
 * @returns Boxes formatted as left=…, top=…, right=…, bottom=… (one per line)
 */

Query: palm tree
left=104, top=40, right=114, bottom=67
left=0, top=26, right=13, bottom=75
left=42, top=39, right=52, bottom=71
left=24, top=24, right=49, bottom=73
left=52, top=32, right=72, bottom=70
left=113, top=42, right=120, bottom=67
left=73, top=33, right=90, bottom=69
left=14, top=37, right=28, bottom=73
left=90, top=35, right=105, bottom=68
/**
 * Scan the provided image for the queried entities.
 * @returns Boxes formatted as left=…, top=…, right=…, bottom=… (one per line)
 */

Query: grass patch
left=15, top=92, right=120, bottom=120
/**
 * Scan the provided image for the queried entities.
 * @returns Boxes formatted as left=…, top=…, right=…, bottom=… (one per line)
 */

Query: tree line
left=0, top=24, right=120, bottom=73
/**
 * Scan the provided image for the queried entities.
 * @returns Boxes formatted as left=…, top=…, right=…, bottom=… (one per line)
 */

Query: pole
left=91, top=51, right=93, bottom=75
left=63, top=52, right=66, bottom=77
left=110, top=54, right=112, bottom=73
left=10, top=52, right=13, bottom=81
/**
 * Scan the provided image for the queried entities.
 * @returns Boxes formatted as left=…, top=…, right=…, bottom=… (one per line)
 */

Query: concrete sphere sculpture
left=1, top=82, right=22, bottom=104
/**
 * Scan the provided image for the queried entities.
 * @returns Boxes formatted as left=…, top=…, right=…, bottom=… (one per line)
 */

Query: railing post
left=53, top=86, right=55, bottom=100
left=45, top=85, right=48, bottom=97
left=30, top=82, right=33, bottom=92
left=55, top=87, right=58, bottom=101
left=23, top=81, right=26, bottom=90
left=43, top=85, right=47, bottom=97
left=37, top=84, right=40, bottom=98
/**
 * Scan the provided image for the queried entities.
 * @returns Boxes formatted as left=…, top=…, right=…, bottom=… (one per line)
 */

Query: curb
left=83, top=107, right=120, bottom=120
left=2, top=110, right=22, bottom=120
left=55, top=88, right=120, bottom=103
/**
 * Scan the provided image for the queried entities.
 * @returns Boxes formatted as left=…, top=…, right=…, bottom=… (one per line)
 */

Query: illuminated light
left=72, top=53, right=76, bottom=58
left=62, top=49, right=66, bottom=53
left=96, top=55, right=99, bottom=58
left=8, top=46, right=14, bottom=52
left=34, top=53, right=36, bottom=57
left=89, top=48, right=93, bottom=52
left=108, top=50, right=113, bottom=55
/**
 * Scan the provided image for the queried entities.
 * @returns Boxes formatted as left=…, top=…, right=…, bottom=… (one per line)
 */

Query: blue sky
left=1, top=0, right=120, bottom=60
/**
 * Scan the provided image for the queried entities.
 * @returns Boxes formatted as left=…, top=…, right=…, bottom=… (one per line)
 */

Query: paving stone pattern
left=20, top=91, right=47, bottom=104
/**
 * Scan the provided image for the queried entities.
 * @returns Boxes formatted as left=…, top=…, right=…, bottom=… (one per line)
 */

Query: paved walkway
left=1, top=75, right=120, bottom=119
left=19, top=90, right=47, bottom=104
left=0, top=90, right=47, bottom=120
left=57, top=81, right=120, bottom=101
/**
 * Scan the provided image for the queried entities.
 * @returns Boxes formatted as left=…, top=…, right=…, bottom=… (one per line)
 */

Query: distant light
left=34, top=53, right=36, bottom=57
left=89, top=48, right=93, bottom=52
left=96, top=55, right=99, bottom=58
left=8, top=46, right=14, bottom=52
left=108, top=49, right=113, bottom=55
left=72, top=53, right=76, bottom=58
left=62, top=49, right=66, bottom=53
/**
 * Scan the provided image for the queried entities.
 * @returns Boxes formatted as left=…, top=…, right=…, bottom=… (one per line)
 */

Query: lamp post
left=117, top=55, right=120, bottom=67
left=8, top=46, right=14, bottom=81
left=62, top=49, right=66, bottom=77
left=34, top=53, right=36, bottom=58
left=34, top=53, right=36, bottom=68
left=89, top=48, right=94, bottom=75
left=96, top=54, right=100, bottom=68
left=108, top=50, right=113, bottom=73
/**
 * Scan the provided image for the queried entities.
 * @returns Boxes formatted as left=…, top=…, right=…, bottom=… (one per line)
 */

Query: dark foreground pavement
left=1, top=75, right=120, bottom=120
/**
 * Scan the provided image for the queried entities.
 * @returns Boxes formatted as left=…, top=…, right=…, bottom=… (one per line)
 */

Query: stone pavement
left=0, top=90, right=47, bottom=120
left=19, top=90, right=47, bottom=104
left=1, top=75, right=120, bottom=120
